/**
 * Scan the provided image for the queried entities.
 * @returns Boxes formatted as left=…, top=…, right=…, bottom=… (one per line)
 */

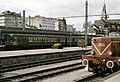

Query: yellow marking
left=92, top=40, right=120, bottom=56
left=92, top=41, right=101, bottom=55
left=92, top=42, right=112, bottom=56
left=101, top=42, right=112, bottom=55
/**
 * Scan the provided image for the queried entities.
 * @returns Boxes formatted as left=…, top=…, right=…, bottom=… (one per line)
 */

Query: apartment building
left=0, top=11, right=23, bottom=28
left=0, top=11, right=75, bottom=32
left=25, top=15, right=58, bottom=30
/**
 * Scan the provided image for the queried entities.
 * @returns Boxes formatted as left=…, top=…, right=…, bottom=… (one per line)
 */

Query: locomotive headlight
left=82, top=59, right=88, bottom=66
left=108, top=51, right=112, bottom=56
left=106, top=60, right=114, bottom=68
left=119, top=59, right=120, bottom=62
left=91, top=51, right=95, bottom=55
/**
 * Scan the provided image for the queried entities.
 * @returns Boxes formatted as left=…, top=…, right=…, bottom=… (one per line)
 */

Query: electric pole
left=85, top=0, right=88, bottom=48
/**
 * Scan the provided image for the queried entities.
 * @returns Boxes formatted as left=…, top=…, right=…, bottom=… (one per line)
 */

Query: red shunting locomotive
left=82, top=36, right=120, bottom=73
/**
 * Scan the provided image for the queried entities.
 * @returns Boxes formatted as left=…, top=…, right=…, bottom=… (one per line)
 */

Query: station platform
left=0, top=46, right=91, bottom=67
left=0, top=46, right=91, bottom=58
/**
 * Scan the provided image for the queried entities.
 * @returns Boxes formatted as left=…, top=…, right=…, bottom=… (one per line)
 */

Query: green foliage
left=2, top=10, right=21, bottom=17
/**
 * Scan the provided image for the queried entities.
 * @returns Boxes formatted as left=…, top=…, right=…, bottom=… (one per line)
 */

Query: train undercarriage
left=82, top=55, right=120, bottom=74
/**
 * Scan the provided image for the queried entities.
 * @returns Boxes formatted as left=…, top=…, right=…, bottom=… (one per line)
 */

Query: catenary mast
left=85, top=0, right=88, bottom=48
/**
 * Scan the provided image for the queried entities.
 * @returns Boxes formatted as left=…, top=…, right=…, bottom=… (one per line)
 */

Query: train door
left=4, top=34, right=12, bottom=46
left=22, top=36, right=28, bottom=47
left=0, top=30, right=4, bottom=46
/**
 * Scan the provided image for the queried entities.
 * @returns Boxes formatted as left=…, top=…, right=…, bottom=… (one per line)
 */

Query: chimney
left=23, top=10, right=25, bottom=31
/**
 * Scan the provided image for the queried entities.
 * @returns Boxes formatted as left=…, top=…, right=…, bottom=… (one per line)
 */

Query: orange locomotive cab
left=82, top=36, right=120, bottom=73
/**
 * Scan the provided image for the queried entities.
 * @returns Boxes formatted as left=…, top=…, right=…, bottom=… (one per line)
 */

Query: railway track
left=1, top=55, right=81, bottom=73
left=74, top=70, right=120, bottom=82
left=74, top=73, right=96, bottom=82
left=0, top=59, right=84, bottom=82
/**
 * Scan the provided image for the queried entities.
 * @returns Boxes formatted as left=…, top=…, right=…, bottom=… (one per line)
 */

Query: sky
left=0, top=0, right=120, bottom=31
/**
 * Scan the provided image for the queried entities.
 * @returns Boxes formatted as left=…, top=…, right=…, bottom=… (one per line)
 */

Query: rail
left=0, top=58, right=84, bottom=82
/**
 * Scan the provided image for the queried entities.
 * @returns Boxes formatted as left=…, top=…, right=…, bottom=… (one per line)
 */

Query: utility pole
left=85, top=0, right=88, bottom=48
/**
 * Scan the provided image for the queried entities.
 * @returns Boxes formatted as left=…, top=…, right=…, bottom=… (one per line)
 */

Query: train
left=82, top=36, right=120, bottom=74
left=0, top=27, right=95, bottom=48
left=2, top=33, right=93, bottom=48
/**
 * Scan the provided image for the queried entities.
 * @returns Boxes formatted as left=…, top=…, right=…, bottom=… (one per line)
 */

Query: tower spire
left=101, top=0, right=108, bottom=20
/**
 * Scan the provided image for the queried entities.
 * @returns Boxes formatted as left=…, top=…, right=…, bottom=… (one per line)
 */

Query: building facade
left=0, top=11, right=76, bottom=32
left=94, top=19, right=120, bottom=29
left=25, top=15, right=58, bottom=30
left=0, top=11, right=23, bottom=28
left=67, top=25, right=76, bottom=32
left=55, top=18, right=68, bottom=31
left=26, top=16, right=75, bottom=32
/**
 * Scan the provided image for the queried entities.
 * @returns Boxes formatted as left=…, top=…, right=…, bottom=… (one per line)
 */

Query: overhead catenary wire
left=42, top=0, right=83, bottom=13
left=58, top=13, right=120, bottom=18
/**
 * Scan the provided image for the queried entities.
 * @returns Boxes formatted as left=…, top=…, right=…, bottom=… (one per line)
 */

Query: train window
left=45, top=38, right=47, bottom=42
left=60, top=38, right=62, bottom=42
left=43, top=38, right=45, bottom=42
left=33, top=38, right=35, bottom=42
left=29, top=38, right=32, bottom=42
left=49, top=38, right=51, bottom=42
left=48, top=38, right=50, bottom=42
left=55, top=38, right=57, bottom=42
left=67, top=38, right=70, bottom=42
left=61, top=38, right=64, bottom=42
left=50, top=38, right=53, bottom=42
left=35, top=37, right=37, bottom=42
left=51, top=38, right=54, bottom=42
left=14, top=37, right=17, bottom=42
left=40, top=38, right=42, bottom=42
left=63, top=38, right=65, bottom=42
left=53, top=38, right=54, bottom=42
left=36, top=37, right=38, bottom=42
left=30, top=38, right=31, bottom=42
left=38, top=38, right=40, bottom=42
left=41, top=38, right=42, bottom=42
left=35, top=38, right=37, bottom=42
left=45, top=38, right=48, bottom=42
